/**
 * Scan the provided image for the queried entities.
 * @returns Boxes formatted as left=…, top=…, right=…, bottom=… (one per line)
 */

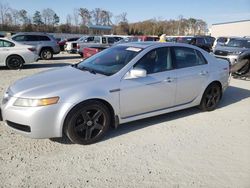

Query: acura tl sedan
left=0, top=42, right=230, bottom=144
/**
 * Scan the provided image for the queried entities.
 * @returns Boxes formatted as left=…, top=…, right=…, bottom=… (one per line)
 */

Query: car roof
left=118, top=42, right=158, bottom=49
left=117, top=41, right=199, bottom=50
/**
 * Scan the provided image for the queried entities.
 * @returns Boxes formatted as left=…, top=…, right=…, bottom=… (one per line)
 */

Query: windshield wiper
left=79, top=66, right=96, bottom=74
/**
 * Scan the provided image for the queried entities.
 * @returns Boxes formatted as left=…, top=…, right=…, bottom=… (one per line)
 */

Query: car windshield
left=226, top=39, right=250, bottom=48
left=76, top=45, right=142, bottom=76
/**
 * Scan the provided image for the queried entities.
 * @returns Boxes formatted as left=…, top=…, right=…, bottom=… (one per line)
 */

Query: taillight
left=28, top=48, right=36, bottom=52
left=77, top=44, right=80, bottom=49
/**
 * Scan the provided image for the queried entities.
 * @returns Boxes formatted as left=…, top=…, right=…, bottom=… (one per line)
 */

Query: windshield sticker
left=126, top=47, right=142, bottom=52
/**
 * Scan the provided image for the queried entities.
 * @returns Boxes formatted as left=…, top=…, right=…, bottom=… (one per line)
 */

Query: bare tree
left=79, top=8, right=91, bottom=25
left=73, top=8, right=79, bottom=26
left=19, top=9, right=29, bottom=25
left=115, top=12, right=128, bottom=24
left=42, top=8, right=55, bottom=25
left=11, top=9, right=19, bottom=26
left=91, top=8, right=102, bottom=25
left=0, top=2, right=10, bottom=25
left=66, top=14, right=72, bottom=25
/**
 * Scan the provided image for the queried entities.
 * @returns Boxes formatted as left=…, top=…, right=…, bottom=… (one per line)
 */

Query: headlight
left=230, top=51, right=242, bottom=55
left=13, top=97, right=59, bottom=107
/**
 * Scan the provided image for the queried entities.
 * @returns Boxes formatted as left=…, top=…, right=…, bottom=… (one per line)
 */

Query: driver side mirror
left=124, top=68, right=147, bottom=80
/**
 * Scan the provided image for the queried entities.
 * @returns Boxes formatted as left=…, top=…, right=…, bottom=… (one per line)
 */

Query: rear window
left=12, top=35, right=27, bottom=42
left=0, top=40, right=15, bottom=47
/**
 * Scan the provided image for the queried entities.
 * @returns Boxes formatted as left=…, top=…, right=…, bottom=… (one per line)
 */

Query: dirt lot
left=0, top=53, right=250, bottom=188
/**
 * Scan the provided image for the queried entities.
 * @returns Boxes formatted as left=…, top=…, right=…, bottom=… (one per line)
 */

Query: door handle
left=163, top=77, right=175, bottom=83
left=199, top=71, right=208, bottom=76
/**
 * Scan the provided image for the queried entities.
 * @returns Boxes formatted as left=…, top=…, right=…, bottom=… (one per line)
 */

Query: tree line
left=0, top=2, right=207, bottom=36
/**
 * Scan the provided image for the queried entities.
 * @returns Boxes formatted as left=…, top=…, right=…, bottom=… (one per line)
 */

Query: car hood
left=215, top=46, right=246, bottom=53
left=9, top=66, right=106, bottom=98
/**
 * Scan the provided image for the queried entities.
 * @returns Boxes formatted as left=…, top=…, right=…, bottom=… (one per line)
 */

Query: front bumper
left=1, top=97, right=73, bottom=139
left=214, top=54, right=238, bottom=65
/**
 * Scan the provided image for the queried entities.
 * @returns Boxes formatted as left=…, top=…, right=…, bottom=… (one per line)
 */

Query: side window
left=0, top=40, right=15, bottom=47
left=173, top=47, right=207, bottom=69
left=27, top=35, right=39, bottom=41
left=102, top=37, right=107, bottom=44
left=0, top=40, right=3, bottom=47
left=93, top=37, right=101, bottom=43
left=134, top=47, right=172, bottom=74
left=107, top=37, right=115, bottom=44
left=12, top=35, right=27, bottom=42
left=38, top=35, right=50, bottom=41
left=196, top=38, right=205, bottom=45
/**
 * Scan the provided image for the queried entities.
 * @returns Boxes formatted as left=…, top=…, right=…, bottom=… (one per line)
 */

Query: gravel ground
left=0, top=53, right=250, bottom=188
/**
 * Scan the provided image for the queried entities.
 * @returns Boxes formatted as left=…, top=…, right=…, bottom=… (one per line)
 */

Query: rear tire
left=64, top=101, right=111, bottom=145
left=40, top=48, right=53, bottom=60
left=6, top=55, right=24, bottom=69
left=199, top=83, right=222, bottom=111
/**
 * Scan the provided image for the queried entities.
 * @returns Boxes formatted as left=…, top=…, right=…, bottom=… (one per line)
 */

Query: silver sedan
left=1, top=42, right=230, bottom=144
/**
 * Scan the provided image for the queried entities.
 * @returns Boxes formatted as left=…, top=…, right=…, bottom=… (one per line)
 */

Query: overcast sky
left=2, top=0, right=250, bottom=26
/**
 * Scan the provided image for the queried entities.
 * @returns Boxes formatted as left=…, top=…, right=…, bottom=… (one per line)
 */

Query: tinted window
left=0, top=40, right=15, bottom=47
left=102, top=37, right=107, bottom=44
left=12, top=35, right=27, bottom=42
left=135, top=47, right=172, bottom=74
left=68, top=38, right=79, bottom=42
left=107, top=37, right=115, bottom=44
left=27, top=35, right=40, bottom=41
left=196, top=38, right=206, bottom=45
left=217, top=37, right=227, bottom=43
left=38, top=35, right=51, bottom=41
left=173, top=47, right=207, bottom=68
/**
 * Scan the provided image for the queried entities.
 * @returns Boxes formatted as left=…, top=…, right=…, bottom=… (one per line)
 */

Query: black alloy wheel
left=64, top=101, right=111, bottom=145
left=6, top=55, right=24, bottom=69
left=199, top=83, right=222, bottom=111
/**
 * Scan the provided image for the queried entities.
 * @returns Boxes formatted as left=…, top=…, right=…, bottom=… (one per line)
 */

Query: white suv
left=11, top=32, right=60, bottom=60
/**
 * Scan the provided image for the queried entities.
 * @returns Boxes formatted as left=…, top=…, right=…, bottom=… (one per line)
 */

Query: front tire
left=6, top=55, right=24, bottom=69
left=40, top=48, right=53, bottom=60
left=199, top=83, right=222, bottom=111
left=64, top=101, right=111, bottom=145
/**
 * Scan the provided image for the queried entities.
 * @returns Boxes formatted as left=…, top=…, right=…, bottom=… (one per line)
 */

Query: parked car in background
left=58, top=37, right=80, bottom=51
left=212, top=36, right=239, bottom=50
left=115, top=35, right=159, bottom=44
left=213, top=37, right=250, bottom=65
left=176, top=36, right=193, bottom=43
left=197, top=35, right=215, bottom=49
left=83, top=46, right=107, bottom=58
left=1, top=42, right=229, bottom=144
left=77, top=36, right=117, bottom=57
left=0, top=38, right=39, bottom=69
left=11, top=32, right=60, bottom=60
left=65, top=36, right=94, bottom=54
left=189, top=36, right=212, bottom=52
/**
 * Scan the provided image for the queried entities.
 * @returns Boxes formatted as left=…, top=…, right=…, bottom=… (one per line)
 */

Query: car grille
left=6, top=120, right=31, bottom=132
left=214, top=50, right=228, bottom=56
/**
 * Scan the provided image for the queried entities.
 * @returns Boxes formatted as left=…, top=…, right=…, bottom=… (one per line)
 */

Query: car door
left=120, top=47, right=176, bottom=118
left=0, top=40, right=14, bottom=64
left=172, top=46, right=209, bottom=106
left=0, top=40, right=7, bottom=64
